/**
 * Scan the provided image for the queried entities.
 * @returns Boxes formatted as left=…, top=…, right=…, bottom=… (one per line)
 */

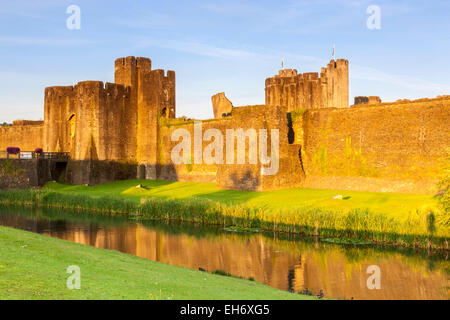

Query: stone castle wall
left=0, top=159, right=61, bottom=189
left=301, top=97, right=450, bottom=193
left=0, top=123, right=44, bottom=152
left=156, top=96, right=449, bottom=193
left=215, top=105, right=304, bottom=191
left=0, top=56, right=448, bottom=193
left=157, top=105, right=305, bottom=190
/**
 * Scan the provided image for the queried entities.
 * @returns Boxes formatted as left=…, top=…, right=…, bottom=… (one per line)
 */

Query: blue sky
left=1, top=0, right=449, bottom=122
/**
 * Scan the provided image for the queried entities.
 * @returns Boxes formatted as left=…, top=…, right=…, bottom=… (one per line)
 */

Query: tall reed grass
left=0, top=189, right=448, bottom=249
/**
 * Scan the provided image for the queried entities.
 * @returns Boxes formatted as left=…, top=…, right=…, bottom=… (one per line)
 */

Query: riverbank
left=0, top=226, right=313, bottom=300
left=0, top=180, right=448, bottom=249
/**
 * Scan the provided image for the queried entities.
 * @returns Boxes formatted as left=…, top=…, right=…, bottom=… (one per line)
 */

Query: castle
left=1, top=56, right=449, bottom=193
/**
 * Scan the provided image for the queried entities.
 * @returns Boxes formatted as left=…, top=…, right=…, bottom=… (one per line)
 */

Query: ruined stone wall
left=158, top=118, right=227, bottom=182
left=354, top=96, right=382, bottom=106
left=216, top=105, right=304, bottom=191
left=265, top=59, right=349, bottom=111
left=301, top=97, right=450, bottom=193
left=158, top=105, right=305, bottom=191
left=211, top=92, right=233, bottom=119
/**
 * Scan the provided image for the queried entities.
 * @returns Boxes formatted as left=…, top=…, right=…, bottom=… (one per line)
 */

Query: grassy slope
left=0, top=226, right=312, bottom=300
left=45, top=180, right=437, bottom=219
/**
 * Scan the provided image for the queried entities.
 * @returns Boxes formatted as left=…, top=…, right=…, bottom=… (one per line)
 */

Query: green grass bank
left=0, top=180, right=448, bottom=249
left=0, top=226, right=313, bottom=300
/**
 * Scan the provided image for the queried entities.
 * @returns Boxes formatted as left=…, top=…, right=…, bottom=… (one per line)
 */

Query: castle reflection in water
left=2, top=213, right=448, bottom=300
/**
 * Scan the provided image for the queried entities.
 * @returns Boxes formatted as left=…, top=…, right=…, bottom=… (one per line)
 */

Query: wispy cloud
left=351, top=64, right=450, bottom=93
left=134, top=38, right=266, bottom=60
left=134, top=36, right=330, bottom=64
left=0, top=71, right=43, bottom=80
left=110, top=12, right=175, bottom=29
left=0, top=36, right=99, bottom=46
left=0, top=8, right=44, bottom=19
left=199, top=0, right=430, bottom=34
left=284, top=51, right=450, bottom=94
left=199, top=1, right=312, bottom=27
left=199, top=2, right=264, bottom=15
left=0, top=0, right=69, bottom=17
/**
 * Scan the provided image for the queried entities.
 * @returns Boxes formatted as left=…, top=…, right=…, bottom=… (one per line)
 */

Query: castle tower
left=114, top=57, right=153, bottom=162
left=115, top=56, right=175, bottom=178
left=265, top=59, right=349, bottom=110
left=325, top=59, right=349, bottom=109
left=137, top=69, right=175, bottom=179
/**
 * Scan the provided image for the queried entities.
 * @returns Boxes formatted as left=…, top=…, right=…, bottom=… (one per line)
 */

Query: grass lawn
left=0, top=226, right=313, bottom=300
left=45, top=179, right=438, bottom=219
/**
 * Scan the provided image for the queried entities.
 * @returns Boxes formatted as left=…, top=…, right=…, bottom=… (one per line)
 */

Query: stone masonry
left=0, top=57, right=449, bottom=193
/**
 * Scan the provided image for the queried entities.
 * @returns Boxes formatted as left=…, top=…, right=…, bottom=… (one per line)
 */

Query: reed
left=0, top=189, right=448, bottom=249
left=0, top=189, right=36, bottom=205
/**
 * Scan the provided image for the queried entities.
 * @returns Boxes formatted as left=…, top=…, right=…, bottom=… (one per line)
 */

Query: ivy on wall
left=310, top=137, right=378, bottom=177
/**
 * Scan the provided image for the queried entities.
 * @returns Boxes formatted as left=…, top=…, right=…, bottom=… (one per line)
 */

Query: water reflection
left=0, top=207, right=448, bottom=300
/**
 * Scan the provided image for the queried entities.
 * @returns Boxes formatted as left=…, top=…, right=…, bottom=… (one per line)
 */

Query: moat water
left=0, top=206, right=448, bottom=300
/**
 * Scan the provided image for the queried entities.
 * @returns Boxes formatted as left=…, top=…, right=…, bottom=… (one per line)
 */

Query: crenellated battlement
left=149, top=69, right=175, bottom=79
left=265, top=59, right=349, bottom=111
left=34, top=57, right=176, bottom=164
left=12, top=120, right=44, bottom=126
left=277, top=69, right=298, bottom=77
